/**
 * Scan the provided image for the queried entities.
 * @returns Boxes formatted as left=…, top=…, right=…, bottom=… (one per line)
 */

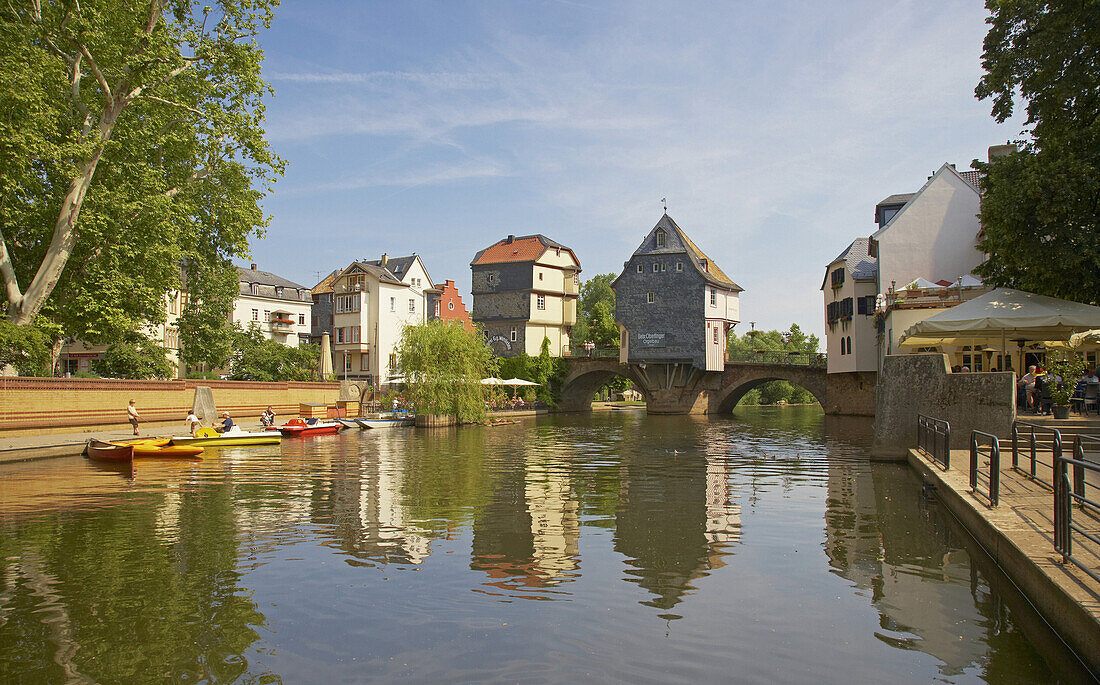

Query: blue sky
left=249, top=0, right=1023, bottom=345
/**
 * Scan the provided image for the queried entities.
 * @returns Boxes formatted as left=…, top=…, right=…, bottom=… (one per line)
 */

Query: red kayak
left=86, top=439, right=135, bottom=463
left=278, top=418, right=343, bottom=437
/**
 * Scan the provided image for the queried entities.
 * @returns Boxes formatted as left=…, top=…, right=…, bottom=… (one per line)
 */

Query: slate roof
left=339, top=261, right=407, bottom=285
left=471, top=234, right=580, bottom=269
left=822, top=238, right=878, bottom=289
left=362, top=255, right=418, bottom=278
left=237, top=266, right=312, bottom=302
left=621, top=214, right=743, bottom=291
left=877, top=193, right=916, bottom=207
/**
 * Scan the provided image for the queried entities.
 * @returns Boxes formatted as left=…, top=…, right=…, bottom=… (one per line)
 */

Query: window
left=448, top=301, right=455, bottom=311
left=656, top=229, right=667, bottom=248
left=487, top=274, right=495, bottom=283
left=839, top=337, right=845, bottom=355
left=390, top=297, right=396, bottom=312
left=348, top=274, right=365, bottom=289
left=361, top=355, right=369, bottom=371
left=275, top=286, right=283, bottom=297
left=647, top=292, right=655, bottom=304
left=409, top=299, right=415, bottom=313
left=537, top=294, right=546, bottom=310
left=299, top=313, right=306, bottom=325
left=252, top=309, right=258, bottom=321
left=336, top=327, right=345, bottom=343
left=389, top=353, right=397, bottom=372
left=435, top=301, right=440, bottom=316
left=573, top=273, right=579, bottom=285
left=538, top=272, right=543, bottom=281
left=299, top=334, right=310, bottom=346
left=661, top=263, right=667, bottom=272
left=352, top=326, right=360, bottom=343
left=263, top=310, right=270, bottom=322
left=831, top=268, right=845, bottom=288
left=710, top=288, right=717, bottom=306
left=510, top=326, right=517, bottom=342
left=653, top=262, right=660, bottom=273
left=713, top=327, right=719, bottom=344
left=251, top=283, right=259, bottom=295
left=637, top=264, right=643, bottom=273
left=676, top=262, right=683, bottom=271
left=168, top=293, right=178, bottom=315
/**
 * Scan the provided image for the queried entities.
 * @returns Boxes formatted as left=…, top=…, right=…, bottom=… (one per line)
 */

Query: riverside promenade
left=907, top=441, right=1100, bottom=675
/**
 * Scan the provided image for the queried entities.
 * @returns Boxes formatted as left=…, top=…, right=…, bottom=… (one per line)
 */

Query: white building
left=823, top=156, right=998, bottom=373
left=821, top=239, right=878, bottom=374
left=330, top=254, right=434, bottom=383
left=231, top=264, right=313, bottom=347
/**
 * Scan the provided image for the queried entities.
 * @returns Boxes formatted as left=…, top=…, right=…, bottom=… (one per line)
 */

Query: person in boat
left=261, top=406, right=276, bottom=427
left=186, top=411, right=202, bottom=436
left=215, top=412, right=234, bottom=433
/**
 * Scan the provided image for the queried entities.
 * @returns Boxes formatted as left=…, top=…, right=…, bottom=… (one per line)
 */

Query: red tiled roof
left=958, top=170, right=983, bottom=191
left=471, top=234, right=578, bottom=267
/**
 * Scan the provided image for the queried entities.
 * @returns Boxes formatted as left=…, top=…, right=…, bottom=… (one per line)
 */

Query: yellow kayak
left=116, top=438, right=204, bottom=459
left=171, top=427, right=282, bottom=447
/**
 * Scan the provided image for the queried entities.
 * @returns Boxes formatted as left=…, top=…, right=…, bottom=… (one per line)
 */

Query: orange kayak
left=116, top=438, right=204, bottom=459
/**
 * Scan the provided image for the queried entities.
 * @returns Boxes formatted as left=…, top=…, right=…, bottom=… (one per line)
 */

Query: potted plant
left=1045, top=351, right=1085, bottom=419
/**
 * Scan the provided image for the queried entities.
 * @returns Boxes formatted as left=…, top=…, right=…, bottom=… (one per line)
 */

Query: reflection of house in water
left=471, top=453, right=580, bottom=595
left=320, top=433, right=432, bottom=565
left=615, top=451, right=739, bottom=614
left=824, top=461, right=994, bottom=677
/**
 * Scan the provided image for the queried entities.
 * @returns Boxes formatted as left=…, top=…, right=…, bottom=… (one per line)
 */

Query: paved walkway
left=908, top=446, right=1100, bottom=674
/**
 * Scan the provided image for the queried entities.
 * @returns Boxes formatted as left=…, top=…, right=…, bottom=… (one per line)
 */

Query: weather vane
left=661, top=197, right=667, bottom=212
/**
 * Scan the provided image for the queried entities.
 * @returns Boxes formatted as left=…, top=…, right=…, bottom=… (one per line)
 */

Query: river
left=0, top=407, right=1083, bottom=682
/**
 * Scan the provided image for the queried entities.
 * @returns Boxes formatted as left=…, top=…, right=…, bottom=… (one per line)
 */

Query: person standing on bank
left=127, top=399, right=141, bottom=436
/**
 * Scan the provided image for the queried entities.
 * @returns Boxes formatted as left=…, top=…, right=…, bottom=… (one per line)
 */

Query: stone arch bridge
left=559, top=359, right=875, bottom=416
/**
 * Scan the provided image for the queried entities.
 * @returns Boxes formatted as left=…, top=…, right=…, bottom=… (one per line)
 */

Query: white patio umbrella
left=381, top=376, right=407, bottom=385
left=502, top=378, right=540, bottom=387
left=316, top=332, right=333, bottom=379
left=480, top=377, right=505, bottom=385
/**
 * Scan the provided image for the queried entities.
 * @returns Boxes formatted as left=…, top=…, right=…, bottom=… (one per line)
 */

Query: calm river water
left=0, top=407, right=1085, bottom=683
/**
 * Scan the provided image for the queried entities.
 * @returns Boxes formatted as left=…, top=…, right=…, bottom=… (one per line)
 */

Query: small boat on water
left=335, top=418, right=363, bottom=430
left=116, top=438, right=204, bottom=458
left=279, top=418, right=343, bottom=437
left=86, top=439, right=134, bottom=463
left=356, top=413, right=415, bottom=429
left=171, top=426, right=282, bottom=447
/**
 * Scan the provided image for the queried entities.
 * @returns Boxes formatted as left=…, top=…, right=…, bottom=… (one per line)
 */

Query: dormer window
left=656, top=229, right=667, bottom=248
left=637, top=264, right=643, bottom=273
left=676, top=262, right=683, bottom=271
left=653, top=263, right=660, bottom=273
left=701, top=259, right=709, bottom=272
left=251, top=283, right=259, bottom=295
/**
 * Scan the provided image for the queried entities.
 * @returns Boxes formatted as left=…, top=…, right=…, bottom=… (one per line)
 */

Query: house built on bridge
left=613, top=214, right=742, bottom=372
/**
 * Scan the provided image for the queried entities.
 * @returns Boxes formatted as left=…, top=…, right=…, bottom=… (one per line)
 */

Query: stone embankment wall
left=0, top=377, right=340, bottom=436
left=872, top=354, right=1015, bottom=458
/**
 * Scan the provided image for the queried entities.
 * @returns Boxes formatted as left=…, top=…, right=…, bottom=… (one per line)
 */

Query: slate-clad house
left=471, top=234, right=581, bottom=357
left=613, top=215, right=742, bottom=371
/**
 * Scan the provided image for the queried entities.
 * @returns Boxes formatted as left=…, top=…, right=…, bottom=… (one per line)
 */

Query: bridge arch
left=709, top=375, right=826, bottom=414
left=559, top=360, right=649, bottom=413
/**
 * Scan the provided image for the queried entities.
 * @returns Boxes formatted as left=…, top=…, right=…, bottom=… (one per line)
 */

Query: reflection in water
left=0, top=408, right=1068, bottom=682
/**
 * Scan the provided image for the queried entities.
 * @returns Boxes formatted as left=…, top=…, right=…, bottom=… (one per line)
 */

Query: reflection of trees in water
left=823, top=461, right=1055, bottom=681
left=0, top=483, right=267, bottom=682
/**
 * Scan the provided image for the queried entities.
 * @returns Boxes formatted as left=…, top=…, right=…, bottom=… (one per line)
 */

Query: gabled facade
left=613, top=214, right=742, bottom=372
left=427, top=279, right=474, bottom=331
left=330, top=258, right=427, bottom=382
left=821, top=239, right=878, bottom=374
left=232, top=264, right=313, bottom=348
left=871, top=163, right=983, bottom=299
left=470, top=234, right=581, bottom=357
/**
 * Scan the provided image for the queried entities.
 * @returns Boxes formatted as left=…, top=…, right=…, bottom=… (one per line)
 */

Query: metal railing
left=726, top=350, right=827, bottom=368
left=1054, top=435, right=1100, bottom=583
left=916, top=414, right=951, bottom=469
left=566, top=345, right=620, bottom=359
left=970, top=430, right=1001, bottom=506
left=1011, top=420, right=1063, bottom=488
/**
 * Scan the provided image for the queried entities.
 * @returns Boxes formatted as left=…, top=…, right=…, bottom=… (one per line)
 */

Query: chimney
left=446, top=279, right=455, bottom=287
left=506, top=235, right=515, bottom=244
left=380, top=253, right=388, bottom=267
left=250, top=263, right=257, bottom=270
left=988, top=144, right=1015, bottom=161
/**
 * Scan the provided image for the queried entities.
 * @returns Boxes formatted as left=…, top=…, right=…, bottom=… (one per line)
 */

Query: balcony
left=336, top=282, right=369, bottom=294
left=270, top=318, right=295, bottom=334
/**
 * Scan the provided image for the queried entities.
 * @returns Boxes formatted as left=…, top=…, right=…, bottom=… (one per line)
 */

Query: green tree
left=229, top=324, right=318, bottom=382
left=396, top=320, right=495, bottom=422
left=573, top=273, right=619, bottom=347
left=0, top=1, right=283, bottom=357
left=0, top=317, right=59, bottom=376
left=91, top=335, right=172, bottom=379
left=972, top=0, right=1100, bottom=301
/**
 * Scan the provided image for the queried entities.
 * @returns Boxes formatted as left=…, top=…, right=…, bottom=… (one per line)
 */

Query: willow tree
left=0, top=0, right=283, bottom=368
left=396, top=320, right=496, bottom=424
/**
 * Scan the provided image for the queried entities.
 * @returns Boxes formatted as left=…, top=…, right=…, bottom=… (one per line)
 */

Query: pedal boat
left=278, top=418, right=343, bottom=437
left=171, top=426, right=282, bottom=447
